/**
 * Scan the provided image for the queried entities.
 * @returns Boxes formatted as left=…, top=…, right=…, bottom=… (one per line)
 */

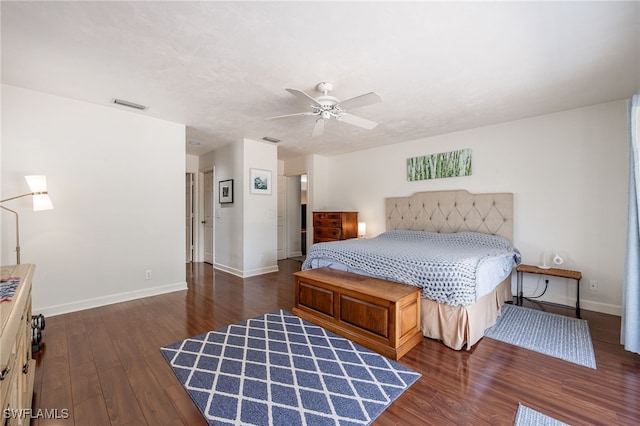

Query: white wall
left=1, top=85, right=187, bottom=316
left=201, top=139, right=278, bottom=277
left=186, top=154, right=199, bottom=173
left=320, top=100, right=628, bottom=315
left=243, top=138, right=278, bottom=275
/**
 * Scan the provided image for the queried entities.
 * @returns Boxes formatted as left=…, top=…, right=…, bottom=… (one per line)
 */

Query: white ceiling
left=2, top=1, right=639, bottom=160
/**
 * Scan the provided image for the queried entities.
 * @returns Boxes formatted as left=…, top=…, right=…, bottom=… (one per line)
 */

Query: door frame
left=201, top=169, right=215, bottom=264
left=186, top=172, right=195, bottom=263
left=191, top=168, right=214, bottom=264
left=283, top=171, right=310, bottom=258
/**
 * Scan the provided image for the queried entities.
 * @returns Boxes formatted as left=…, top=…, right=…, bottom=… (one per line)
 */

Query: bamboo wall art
left=407, top=148, right=472, bottom=181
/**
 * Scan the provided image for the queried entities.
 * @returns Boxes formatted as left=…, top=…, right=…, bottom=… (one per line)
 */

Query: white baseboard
left=517, top=293, right=621, bottom=316
left=243, top=265, right=279, bottom=277
left=579, top=299, right=621, bottom=316
left=214, top=263, right=279, bottom=278
left=34, top=281, right=188, bottom=317
left=511, top=281, right=622, bottom=316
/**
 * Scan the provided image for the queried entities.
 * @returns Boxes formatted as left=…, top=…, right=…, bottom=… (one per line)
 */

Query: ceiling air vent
left=262, top=136, right=281, bottom=143
left=112, top=98, right=148, bottom=110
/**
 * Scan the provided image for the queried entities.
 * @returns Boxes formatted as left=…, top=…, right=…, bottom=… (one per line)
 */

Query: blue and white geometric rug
left=513, top=404, right=569, bottom=426
left=160, top=310, right=421, bottom=425
left=485, top=304, right=596, bottom=369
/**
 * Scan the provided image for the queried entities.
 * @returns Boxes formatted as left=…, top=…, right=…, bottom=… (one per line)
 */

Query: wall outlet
left=145, top=269, right=152, bottom=280
left=589, top=280, right=598, bottom=291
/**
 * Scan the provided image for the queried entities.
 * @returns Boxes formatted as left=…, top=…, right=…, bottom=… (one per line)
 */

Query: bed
left=301, top=190, right=520, bottom=350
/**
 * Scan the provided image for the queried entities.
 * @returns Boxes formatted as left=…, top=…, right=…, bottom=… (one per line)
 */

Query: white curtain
left=622, top=93, right=640, bottom=354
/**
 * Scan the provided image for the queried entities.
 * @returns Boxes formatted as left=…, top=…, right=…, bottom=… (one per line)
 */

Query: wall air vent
left=112, top=98, right=148, bottom=110
left=262, top=136, right=281, bottom=143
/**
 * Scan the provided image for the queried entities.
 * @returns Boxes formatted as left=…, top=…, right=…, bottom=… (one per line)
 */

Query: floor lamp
left=0, top=175, right=54, bottom=264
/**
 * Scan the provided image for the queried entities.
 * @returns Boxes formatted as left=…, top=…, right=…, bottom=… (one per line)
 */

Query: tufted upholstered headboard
left=385, top=190, right=514, bottom=241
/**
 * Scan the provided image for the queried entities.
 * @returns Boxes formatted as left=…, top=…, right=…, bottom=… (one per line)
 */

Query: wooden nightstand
left=516, top=264, right=583, bottom=318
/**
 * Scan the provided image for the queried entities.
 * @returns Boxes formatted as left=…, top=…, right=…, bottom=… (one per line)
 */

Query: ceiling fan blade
left=338, top=113, right=378, bottom=130
left=336, top=92, right=382, bottom=111
left=312, top=118, right=325, bottom=137
left=286, top=88, right=321, bottom=107
left=266, top=112, right=313, bottom=120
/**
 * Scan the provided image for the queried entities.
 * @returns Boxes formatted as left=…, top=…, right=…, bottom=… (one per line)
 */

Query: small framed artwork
left=219, top=179, right=234, bottom=204
left=250, top=168, right=272, bottom=195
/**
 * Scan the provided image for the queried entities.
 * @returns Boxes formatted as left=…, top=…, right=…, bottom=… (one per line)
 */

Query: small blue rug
left=0, top=277, right=20, bottom=301
left=513, top=404, right=569, bottom=426
left=160, top=310, right=421, bottom=425
left=485, top=304, right=596, bottom=369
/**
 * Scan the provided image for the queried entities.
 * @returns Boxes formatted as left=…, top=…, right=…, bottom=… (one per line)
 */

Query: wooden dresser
left=1, top=264, right=36, bottom=425
left=312, top=211, right=358, bottom=243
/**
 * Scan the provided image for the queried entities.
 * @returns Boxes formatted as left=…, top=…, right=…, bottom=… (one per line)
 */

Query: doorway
left=300, top=174, right=308, bottom=255
left=186, top=173, right=194, bottom=262
left=279, top=173, right=308, bottom=260
left=203, top=170, right=214, bottom=264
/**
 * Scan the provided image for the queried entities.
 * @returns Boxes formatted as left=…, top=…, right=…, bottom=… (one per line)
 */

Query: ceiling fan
left=267, top=82, right=382, bottom=137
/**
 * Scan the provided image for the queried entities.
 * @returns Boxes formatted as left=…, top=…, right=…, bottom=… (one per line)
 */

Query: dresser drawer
left=0, top=340, right=17, bottom=406
left=314, top=227, right=342, bottom=240
left=314, top=218, right=342, bottom=228
left=314, top=212, right=342, bottom=220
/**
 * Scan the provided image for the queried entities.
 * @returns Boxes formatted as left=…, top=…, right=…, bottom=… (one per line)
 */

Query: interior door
left=286, top=176, right=302, bottom=258
left=185, top=173, right=194, bottom=262
left=204, top=170, right=214, bottom=264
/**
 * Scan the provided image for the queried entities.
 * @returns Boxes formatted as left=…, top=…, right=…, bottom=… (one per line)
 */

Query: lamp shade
left=358, top=221, right=366, bottom=238
left=25, top=175, right=54, bottom=210
left=25, top=175, right=48, bottom=192
left=32, top=194, right=54, bottom=211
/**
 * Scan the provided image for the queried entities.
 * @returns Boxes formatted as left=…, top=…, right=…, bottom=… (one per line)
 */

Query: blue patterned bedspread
left=302, top=230, right=521, bottom=306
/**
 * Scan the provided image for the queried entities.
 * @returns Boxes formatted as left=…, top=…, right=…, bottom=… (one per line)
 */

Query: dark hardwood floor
left=32, top=261, right=639, bottom=425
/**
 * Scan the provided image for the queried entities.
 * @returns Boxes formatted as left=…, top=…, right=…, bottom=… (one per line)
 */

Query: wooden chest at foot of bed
left=293, top=268, right=422, bottom=360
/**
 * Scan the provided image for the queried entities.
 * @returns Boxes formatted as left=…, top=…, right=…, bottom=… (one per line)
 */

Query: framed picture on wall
left=250, top=168, right=272, bottom=194
left=219, top=179, right=234, bottom=204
